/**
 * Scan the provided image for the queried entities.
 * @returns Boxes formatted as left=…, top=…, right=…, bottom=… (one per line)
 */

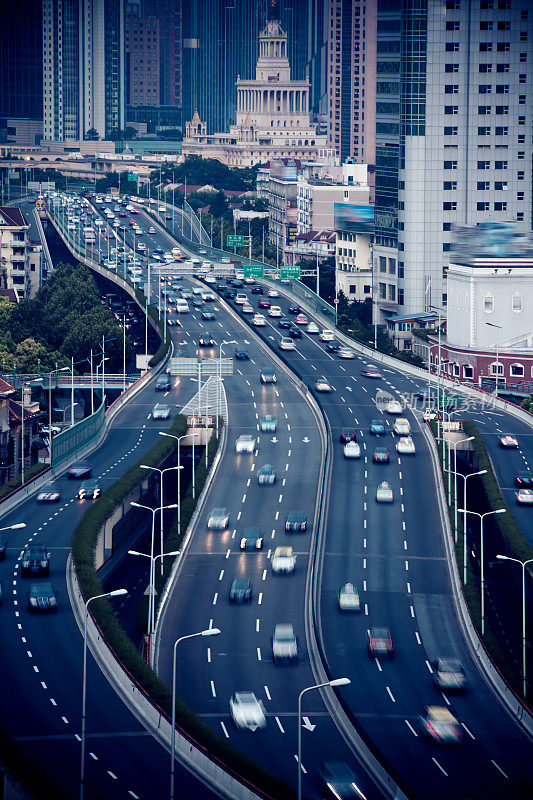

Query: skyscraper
left=43, top=0, right=125, bottom=141
left=373, top=0, right=533, bottom=319
left=0, top=0, right=43, bottom=121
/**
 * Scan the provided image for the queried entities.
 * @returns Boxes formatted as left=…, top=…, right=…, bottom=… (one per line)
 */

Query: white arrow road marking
left=301, top=716, right=316, bottom=731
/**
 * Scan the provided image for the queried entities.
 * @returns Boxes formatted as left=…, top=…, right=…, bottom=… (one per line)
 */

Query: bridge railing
left=51, top=400, right=105, bottom=465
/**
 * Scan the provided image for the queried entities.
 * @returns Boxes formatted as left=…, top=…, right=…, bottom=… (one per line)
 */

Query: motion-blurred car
left=361, top=367, right=382, bottom=379
left=279, top=514, right=306, bottom=538
left=396, top=436, right=416, bottom=455
left=288, top=304, right=301, bottom=314
left=344, top=441, right=361, bottom=459
left=369, top=419, right=385, bottom=435
left=272, top=623, right=298, bottom=662
left=314, top=378, right=332, bottom=392
left=156, top=375, right=171, bottom=391
left=234, top=293, right=248, bottom=305
left=258, top=299, right=271, bottom=309
left=368, top=627, right=394, bottom=658
left=498, top=434, right=519, bottom=448
left=234, top=348, right=249, bottom=360
left=393, top=418, right=411, bottom=435
left=251, top=285, right=263, bottom=294
left=271, top=546, right=296, bottom=574
left=260, top=415, right=277, bottom=432
left=339, top=347, right=355, bottom=359
left=320, top=329, right=334, bottom=341
left=307, top=322, right=320, bottom=334
left=267, top=288, right=279, bottom=297
left=327, top=341, right=341, bottom=353
left=280, top=337, right=295, bottom=351
left=258, top=464, right=276, bottom=485
left=288, top=325, right=302, bottom=339
left=153, top=403, right=171, bottom=419
left=77, top=480, right=101, bottom=500
left=201, top=308, right=216, bottom=320
left=278, top=317, right=292, bottom=329
left=373, top=447, right=390, bottom=464
left=21, top=547, right=50, bottom=576
left=260, top=368, right=277, bottom=384
left=230, top=692, right=266, bottom=730
left=376, top=481, right=394, bottom=503
left=516, top=489, right=533, bottom=505
left=37, top=483, right=61, bottom=503
left=229, top=579, right=252, bottom=603
left=433, top=658, right=467, bottom=691
left=320, top=761, right=367, bottom=800
left=207, top=507, right=229, bottom=530
left=68, top=461, right=92, bottom=479
left=386, top=399, right=403, bottom=414
left=199, top=336, right=215, bottom=347
left=340, top=428, right=357, bottom=443
left=240, top=529, right=264, bottom=550
left=235, top=435, right=256, bottom=454
left=419, top=706, right=461, bottom=744
left=514, top=473, right=533, bottom=487
left=28, top=583, right=58, bottom=613
left=338, top=583, right=360, bottom=612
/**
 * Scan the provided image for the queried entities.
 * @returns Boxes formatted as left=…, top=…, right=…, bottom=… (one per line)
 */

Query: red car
left=258, top=299, right=271, bottom=309
left=498, top=435, right=519, bottom=448
left=368, top=627, right=394, bottom=658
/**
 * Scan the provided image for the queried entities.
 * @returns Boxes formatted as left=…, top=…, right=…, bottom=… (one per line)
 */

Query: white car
left=137, top=242, right=146, bottom=251
left=344, top=441, right=361, bottom=459
left=148, top=227, right=156, bottom=234
left=420, top=706, right=461, bottom=744
left=236, top=434, right=256, bottom=454
left=204, top=275, right=216, bottom=284
left=386, top=399, right=403, bottom=414
left=279, top=337, right=295, bottom=350
left=307, top=322, right=319, bottom=334
left=338, top=583, right=361, bottom=611
left=158, top=206, right=166, bottom=212
left=319, top=329, right=334, bottom=341
left=252, top=314, right=266, bottom=326
left=396, top=436, right=416, bottom=455
left=338, top=347, right=355, bottom=359
left=267, top=288, right=279, bottom=298
left=152, top=403, right=170, bottom=420
left=271, top=546, right=296, bottom=574
left=376, top=481, right=394, bottom=503
left=268, top=305, right=282, bottom=317
left=220, top=257, right=231, bottom=263
left=230, top=693, right=266, bottom=731
left=235, top=293, right=248, bottom=305
left=272, top=624, right=298, bottom=662
left=207, top=507, right=229, bottom=530
left=423, top=407, right=437, bottom=421
left=516, top=489, right=533, bottom=505
left=393, top=417, right=411, bottom=435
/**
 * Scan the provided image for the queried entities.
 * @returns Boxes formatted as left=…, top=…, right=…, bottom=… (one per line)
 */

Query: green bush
left=0, top=462, right=49, bottom=501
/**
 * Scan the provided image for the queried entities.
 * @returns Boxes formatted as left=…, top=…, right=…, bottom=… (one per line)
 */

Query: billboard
left=334, top=203, right=374, bottom=234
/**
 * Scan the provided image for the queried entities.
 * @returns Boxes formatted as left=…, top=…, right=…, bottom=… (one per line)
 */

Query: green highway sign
left=128, top=173, right=138, bottom=181
left=280, top=265, right=300, bottom=280
left=226, top=235, right=245, bottom=247
left=244, top=264, right=264, bottom=279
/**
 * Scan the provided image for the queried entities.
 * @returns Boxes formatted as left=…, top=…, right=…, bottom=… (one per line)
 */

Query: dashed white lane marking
left=89, top=752, right=98, bottom=761
left=256, top=619, right=260, bottom=632
left=405, top=720, right=418, bottom=736
left=212, top=593, right=218, bottom=605
left=432, top=758, right=448, bottom=777
left=275, top=716, right=285, bottom=733
left=218, top=570, right=224, bottom=581
left=62, top=716, right=69, bottom=724
left=415, top=631, right=421, bottom=644
left=386, top=686, right=396, bottom=703
left=207, top=648, right=211, bottom=664
left=258, top=593, right=263, bottom=605
left=107, top=771, right=118, bottom=780
left=264, top=685, right=271, bottom=700
left=425, top=660, right=433, bottom=674
left=210, top=680, right=216, bottom=698
left=491, top=761, right=509, bottom=779
left=461, top=723, right=476, bottom=740
left=257, top=647, right=262, bottom=661
left=220, top=722, right=229, bottom=738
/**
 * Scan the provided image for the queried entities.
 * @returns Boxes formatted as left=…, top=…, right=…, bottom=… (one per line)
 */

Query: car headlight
left=41, top=560, right=48, bottom=567
left=22, top=561, right=30, bottom=568
left=29, top=598, right=37, bottom=606
left=49, top=598, right=57, bottom=606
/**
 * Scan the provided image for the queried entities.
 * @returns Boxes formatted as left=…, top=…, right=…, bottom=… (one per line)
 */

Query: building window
left=446, top=20, right=460, bottom=30
left=445, top=105, right=459, bottom=114
left=463, top=365, right=474, bottom=379
left=477, top=201, right=490, bottom=210
left=389, top=259, right=396, bottom=274
left=479, top=42, right=492, bottom=51
left=479, top=85, right=492, bottom=94
left=446, top=42, right=460, bottom=52
left=494, top=202, right=507, bottom=211
left=379, top=256, right=387, bottom=273
left=495, top=106, right=509, bottom=115
left=478, top=106, right=491, bottom=115
left=444, top=126, right=458, bottom=135
left=477, top=160, right=490, bottom=169
left=379, top=282, right=386, bottom=299
left=477, top=181, right=490, bottom=190
left=495, top=126, right=508, bottom=136
left=445, top=84, right=459, bottom=93
left=479, top=63, right=492, bottom=73
left=478, top=126, right=491, bottom=135
left=349, top=284, right=356, bottom=294
left=445, top=63, right=459, bottom=72
left=484, top=294, right=494, bottom=313
left=443, top=181, right=457, bottom=190
left=443, top=201, right=457, bottom=211
left=388, top=285, right=396, bottom=301
left=495, top=160, right=507, bottom=169
left=490, top=362, right=504, bottom=376
left=494, top=181, right=507, bottom=190
left=444, top=160, right=458, bottom=169
left=510, top=364, right=524, bottom=378
left=398, top=288, right=404, bottom=305
left=512, top=293, right=522, bottom=312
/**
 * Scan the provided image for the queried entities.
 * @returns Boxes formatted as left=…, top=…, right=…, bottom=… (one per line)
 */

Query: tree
left=85, top=128, right=100, bottom=141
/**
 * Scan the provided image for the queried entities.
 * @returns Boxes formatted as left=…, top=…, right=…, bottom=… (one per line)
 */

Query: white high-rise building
left=373, top=0, right=533, bottom=321
left=42, top=0, right=125, bottom=142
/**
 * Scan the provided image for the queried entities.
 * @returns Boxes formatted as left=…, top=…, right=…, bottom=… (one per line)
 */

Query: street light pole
left=496, top=554, right=533, bottom=699
left=48, top=366, right=70, bottom=465
left=486, top=321, right=503, bottom=397
left=218, top=340, right=237, bottom=437
left=80, top=589, right=127, bottom=800
left=449, top=433, right=474, bottom=537
left=458, top=507, right=506, bottom=635
left=297, top=678, right=350, bottom=800
left=140, top=464, right=183, bottom=575
left=455, top=469, right=487, bottom=584
left=158, top=432, right=200, bottom=541
left=170, top=628, right=221, bottom=800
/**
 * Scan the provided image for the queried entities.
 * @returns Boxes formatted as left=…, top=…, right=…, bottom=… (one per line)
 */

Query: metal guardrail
left=51, top=400, right=105, bottom=465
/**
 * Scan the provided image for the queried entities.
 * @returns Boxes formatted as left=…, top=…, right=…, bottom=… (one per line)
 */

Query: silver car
left=272, top=624, right=298, bottom=662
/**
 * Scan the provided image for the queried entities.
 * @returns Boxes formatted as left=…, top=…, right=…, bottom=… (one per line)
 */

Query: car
left=320, top=761, right=367, bottom=800
left=338, top=583, right=361, bottom=612
left=288, top=325, right=302, bottom=339
left=21, top=547, right=50, bottom=576
left=240, top=529, right=264, bottom=550
left=204, top=275, right=216, bottom=284
left=230, top=692, right=266, bottom=730
left=251, top=285, right=263, bottom=294
left=307, top=321, right=320, bottom=334
left=148, top=226, right=156, bottom=234
left=320, top=329, right=334, bottom=341
left=393, top=417, right=411, bottom=435
left=235, top=434, right=256, bottom=454
left=376, top=481, right=394, bottom=503
left=234, top=292, right=248, bottom=305
left=229, top=578, right=252, bottom=603
left=498, top=434, right=519, bottom=448
left=314, top=378, right=332, bottom=392
left=396, top=436, right=416, bottom=455
left=279, top=337, right=295, bottom=351
left=278, top=317, right=292, bottom=329
left=267, top=288, right=279, bottom=297
left=327, top=341, right=341, bottom=353
left=283, top=513, right=307, bottom=534
left=420, top=706, right=461, bottom=744
left=514, top=473, right=533, bottom=488
left=258, top=298, right=271, bottom=309
left=241, top=303, right=254, bottom=314
left=78, top=480, right=101, bottom=500
left=207, top=507, right=229, bottom=530
left=386, top=399, right=403, bottom=415
left=368, top=627, right=394, bottom=658
left=68, top=461, right=92, bottom=479
left=258, top=464, right=276, bottom=485
left=199, top=336, right=216, bottom=347
left=191, top=296, right=203, bottom=307
left=516, top=489, right=533, bottom=505
left=220, top=257, right=231, bottom=263
left=344, top=441, right=361, bottom=459
left=28, top=582, right=58, bottom=612
left=272, top=623, right=298, bottom=662
left=156, top=375, right=171, bottom=391
left=234, top=348, right=249, bottom=360
left=339, top=347, right=355, bottom=359
left=153, top=403, right=171, bottom=420
left=252, top=314, right=266, bottom=326
left=37, top=483, right=61, bottom=502
left=202, top=308, right=216, bottom=320
left=369, top=419, right=385, bottom=435
left=271, top=546, right=296, bottom=574
left=295, top=314, right=308, bottom=325
left=288, top=304, right=301, bottom=314
left=268, top=305, right=282, bottom=317
left=260, top=415, right=277, bottom=433
left=260, top=369, right=276, bottom=384
left=340, top=428, right=357, bottom=443
left=433, top=658, right=467, bottom=691
left=423, top=407, right=437, bottom=422
left=361, top=367, right=382, bottom=379
left=373, top=447, right=390, bottom=464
